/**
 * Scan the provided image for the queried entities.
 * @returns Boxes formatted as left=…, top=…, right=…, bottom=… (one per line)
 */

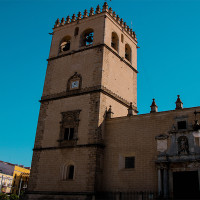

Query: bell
left=86, top=35, right=93, bottom=43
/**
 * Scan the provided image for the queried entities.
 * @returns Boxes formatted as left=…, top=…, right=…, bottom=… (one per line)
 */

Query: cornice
left=40, top=85, right=137, bottom=111
left=33, top=143, right=105, bottom=151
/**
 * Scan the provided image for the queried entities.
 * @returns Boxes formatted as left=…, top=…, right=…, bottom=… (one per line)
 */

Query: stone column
left=158, top=168, right=162, bottom=196
left=163, top=168, right=168, bottom=198
left=169, top=170, right=173, bottom=198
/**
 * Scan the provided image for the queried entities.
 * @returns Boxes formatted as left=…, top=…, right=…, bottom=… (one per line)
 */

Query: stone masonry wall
left=102, top=107, right=200, bottom=191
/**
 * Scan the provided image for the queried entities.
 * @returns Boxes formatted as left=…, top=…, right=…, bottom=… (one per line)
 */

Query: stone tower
left=27, top=3, right=138, bottom=200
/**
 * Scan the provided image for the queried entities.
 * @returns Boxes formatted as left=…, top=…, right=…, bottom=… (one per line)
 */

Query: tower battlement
left=54, top=2, right=137, bottom=41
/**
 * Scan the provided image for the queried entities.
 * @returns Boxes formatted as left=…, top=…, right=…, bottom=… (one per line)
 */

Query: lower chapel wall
left=29, top=148, right=97, bottom=193
left=102, top=106, right=200, bottom=191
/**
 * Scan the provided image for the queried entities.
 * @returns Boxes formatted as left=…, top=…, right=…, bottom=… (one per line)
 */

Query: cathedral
left=26, top=2, right=200, bottom=200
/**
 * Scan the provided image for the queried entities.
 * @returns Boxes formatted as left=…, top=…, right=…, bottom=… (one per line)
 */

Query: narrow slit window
left=125, top=44, right=131, bottom=62
left=111, top=32, right=119, bottom=51
left=74, top=27, right=79, bottom=36
left=68, top=165, right=74, bottom=179
left=121, top=34, right=124, bottom=43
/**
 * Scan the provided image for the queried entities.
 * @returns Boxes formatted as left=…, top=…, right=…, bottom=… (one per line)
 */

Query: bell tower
left=27, top=2, right=138, bottom=200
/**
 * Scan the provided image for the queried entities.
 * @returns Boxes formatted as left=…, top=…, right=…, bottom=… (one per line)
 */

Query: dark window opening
left=178, top=121, right=187, bottom=130
left=125, top=44, right=131, bottom=62
left=121, top=34, right=124, bottom=43
left=125, top=52, right=129, bottom=60
left=81, top=29, right=94, bottom=46
left=125, top=157, right=135, bottom=169
left=62, top=41, right=70, bottom=51
left=111, top=32, right=119, bottom=51
left=64, top=128, right=74, bottom=140
left=74, top=27, right=79, bottom=36
left=85, top=32, right=93, bottom=46
left=111, top=42, right=115, bottom=48
left=68, top=165, right=74, bottom=179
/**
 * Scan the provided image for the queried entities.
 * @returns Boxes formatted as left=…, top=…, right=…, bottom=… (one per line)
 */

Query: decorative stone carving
left=59, top=110, right=81, bottom=144
left=77, top=12, right=82, bottom=20
left=89, top=7, right=94, bottom=16
left=66, top=16, right=70, bottom=24
left=67, top=72, right=82, bottom=91
left=178, top=136, right=189, bottom=155
left=96, top=5, right=101, bottom=14
left=83, top=9, right=88, bottom=18
left=155, top=134, right=169, bottom=152
left=61, top=18, right=65, bottom=25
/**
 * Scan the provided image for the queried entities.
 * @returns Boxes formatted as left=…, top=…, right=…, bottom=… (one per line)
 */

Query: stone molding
left=155, top=134, right=169, bottom=140
left=40, top=85, right=137, bottom=112
left=33, top=143, right=105, bottom=151
left=47, top=44, right=138, bottom=74
left=26, top=191, right=94, bottom=195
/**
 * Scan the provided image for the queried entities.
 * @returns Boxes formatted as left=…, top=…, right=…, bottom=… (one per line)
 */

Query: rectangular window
left=64, top=128, right=74, bottom=140
left=125, top=157, right=135, bottom=169
left=177, top=121, right=187, bottom=130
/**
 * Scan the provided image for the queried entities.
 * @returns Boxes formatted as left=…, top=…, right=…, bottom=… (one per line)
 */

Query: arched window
left=62, top=164, right=75, bottom=180
left=74, top=27, right=79, bottom=36
left=59, top=36, right=71, bottom=53
left=80, top=29, right=94, bottom=46
left=111, top=32, right=119, bottom=51
left=67, top=165, right=74, bottom=180
left=125, top=44, right=131, bottom=62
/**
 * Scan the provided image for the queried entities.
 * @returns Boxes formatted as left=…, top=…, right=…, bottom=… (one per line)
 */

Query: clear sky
left=0, top=0, right=200, bottom=167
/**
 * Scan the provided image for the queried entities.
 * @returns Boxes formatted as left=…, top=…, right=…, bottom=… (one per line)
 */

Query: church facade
left=26, top=3, right=200, bottom=200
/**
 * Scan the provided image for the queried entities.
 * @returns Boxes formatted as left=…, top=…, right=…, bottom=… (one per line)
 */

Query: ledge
left=33, top=143, right=105, bottom=151
left=40, top=85, right=137, bottom=112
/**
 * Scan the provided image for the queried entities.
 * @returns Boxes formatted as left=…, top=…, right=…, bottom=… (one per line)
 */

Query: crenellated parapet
left=53, top=2, right=137, bottom=41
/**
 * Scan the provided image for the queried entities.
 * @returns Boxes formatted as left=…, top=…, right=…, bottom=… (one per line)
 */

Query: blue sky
left=0, top=0, right=200, bottom=167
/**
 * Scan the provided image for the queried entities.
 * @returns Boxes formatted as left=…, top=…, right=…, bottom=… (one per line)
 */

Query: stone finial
left=66, top=15, right=70, bottom=24
left=113, top=11, right=116, bottom=19
left=108, top=7, right=113, bottom=15
left=83, top=9, right=88, bottom=18
left=77, top=12, right=82, bottom=20
left=102, top=2, right=108, bottom=12
left=130, top=29, right=133, bottom=34
left=72, top=14, right=76, bottom=22
left=133, top=31, right=136, bottom=38
left=116, top=15, right=120, bottom=23
left=89, top=7, right=94, bottom=16
left=150, top=99, right=158, bottom=113
left=175, top=95, right=183, bottom=110
left=120, top=18, right=124, bottom=26
left=127, top=102, right=134, bottom=116
left=96, top=5, right=101, bottom=14
left=124, top=22, right=127, bottom=30
left=61, top=17, right=65, bottom=25
left=54, top=19, right=60, bottom=28
left=106, top=105, right=114, bottom=119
